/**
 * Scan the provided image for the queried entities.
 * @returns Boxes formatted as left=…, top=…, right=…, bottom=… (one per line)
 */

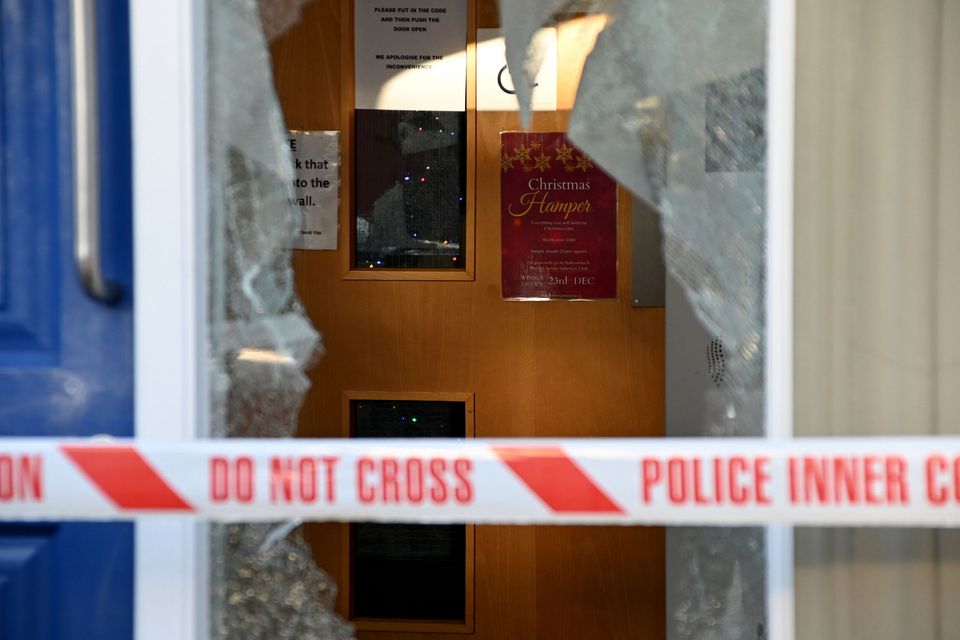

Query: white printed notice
left=354, top=0, right=467, bottom=110
left=288, top=130, right=339, bottom=251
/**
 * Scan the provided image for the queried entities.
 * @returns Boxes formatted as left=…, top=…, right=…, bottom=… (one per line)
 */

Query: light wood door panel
left=270, top=1, right=664, bottom=637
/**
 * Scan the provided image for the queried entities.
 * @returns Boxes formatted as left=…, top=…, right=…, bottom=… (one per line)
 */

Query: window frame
left=128, top=0, right=798, bottom=636
left=131, top=1, right=209, bottom=639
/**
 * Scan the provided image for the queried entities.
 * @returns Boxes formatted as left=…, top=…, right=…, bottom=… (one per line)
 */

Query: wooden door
left=270, top=2, right=665, bottom=637
left=0, top=0, right=134, bottom=637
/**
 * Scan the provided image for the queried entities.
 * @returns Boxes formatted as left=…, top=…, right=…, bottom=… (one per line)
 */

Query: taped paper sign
left=501, top=132, right=617, bottom=300
left=3, top=438, right=960, bottom=527
left=354, top=0, right=467, bottom=111
left=288, top=130, right=339, bottom=250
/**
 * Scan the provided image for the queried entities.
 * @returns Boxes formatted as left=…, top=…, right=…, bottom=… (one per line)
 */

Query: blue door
left=0, top=0, right=133, bottom=637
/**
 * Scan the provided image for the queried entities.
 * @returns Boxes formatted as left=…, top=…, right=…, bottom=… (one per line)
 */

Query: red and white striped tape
left=1, top=438, right=960, bottom=526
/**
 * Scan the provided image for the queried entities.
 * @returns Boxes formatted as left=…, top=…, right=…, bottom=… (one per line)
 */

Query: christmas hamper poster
left=500, top=132, right=617, bottom=299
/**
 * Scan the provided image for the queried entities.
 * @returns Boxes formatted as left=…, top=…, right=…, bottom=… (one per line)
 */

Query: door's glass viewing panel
left=351, top=399, right=468, bottom=623
left=354, top=110, right=467, bottom=270
left=352, top=523, right=466, bottom=622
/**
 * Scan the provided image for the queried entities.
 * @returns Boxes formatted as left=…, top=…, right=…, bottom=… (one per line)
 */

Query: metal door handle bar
left=72, top=0, right=120, bottom=303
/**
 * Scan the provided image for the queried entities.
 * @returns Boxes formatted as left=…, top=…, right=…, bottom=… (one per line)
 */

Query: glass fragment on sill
left=207, top=0, right=352, bottom=638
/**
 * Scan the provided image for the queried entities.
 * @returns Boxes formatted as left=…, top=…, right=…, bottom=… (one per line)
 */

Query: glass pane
left=556, top=1, right=770, bottom=634
left=204, top=0, right=350, bottom=637
left=352, top=523, right=466, bottom=621
left=353, top=399, right=464, bottom=438
left=355, top=110, right=467, bottom=269
left=202, top=0, right=772, bottom=637
left=351, top=400, right=468, bottom=622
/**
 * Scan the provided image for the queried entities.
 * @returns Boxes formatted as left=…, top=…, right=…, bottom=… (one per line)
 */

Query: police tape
left=1, top=437, right=960, bottom=526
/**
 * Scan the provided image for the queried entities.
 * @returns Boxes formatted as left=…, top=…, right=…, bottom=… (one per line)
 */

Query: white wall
left=794, top=0, right=960, bottom=637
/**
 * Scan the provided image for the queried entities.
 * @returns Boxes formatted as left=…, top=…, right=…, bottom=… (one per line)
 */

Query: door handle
left=71, top=0, right=121, bottom=303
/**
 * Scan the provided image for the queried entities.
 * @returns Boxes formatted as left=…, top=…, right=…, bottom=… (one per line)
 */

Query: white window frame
left=765, top=0, right=797, bottom=638
left=127, top=0, right=798, bottom=637
left=131, top=1, right=208, bottom=639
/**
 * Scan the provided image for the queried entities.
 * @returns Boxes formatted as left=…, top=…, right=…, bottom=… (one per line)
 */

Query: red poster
left=500, top=132, right=617, bottom=299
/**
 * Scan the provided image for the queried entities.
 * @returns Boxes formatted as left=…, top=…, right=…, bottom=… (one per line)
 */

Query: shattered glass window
left=499, top=0, right=769, bottom=636
left=203, top=0, right=773, bottom=636
left=206, top=0, right=351, bottom=637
